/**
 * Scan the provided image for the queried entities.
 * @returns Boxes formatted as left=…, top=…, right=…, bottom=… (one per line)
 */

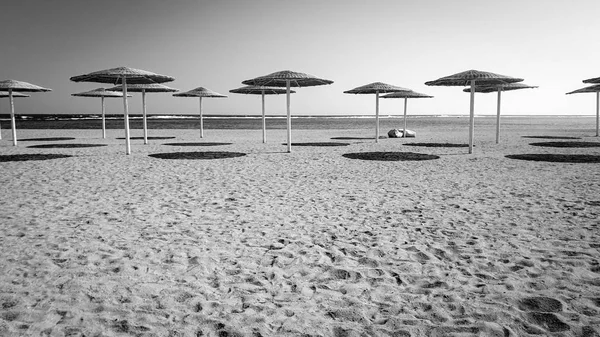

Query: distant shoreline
left=0, top=114, right=596, bottom=121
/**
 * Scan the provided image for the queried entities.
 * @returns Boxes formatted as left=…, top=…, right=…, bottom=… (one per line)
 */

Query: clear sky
left=1, top=0, right=599, bottom=116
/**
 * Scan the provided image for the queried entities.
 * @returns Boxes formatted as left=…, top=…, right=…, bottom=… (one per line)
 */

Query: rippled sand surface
left=1, top=122, right=599, bottom=336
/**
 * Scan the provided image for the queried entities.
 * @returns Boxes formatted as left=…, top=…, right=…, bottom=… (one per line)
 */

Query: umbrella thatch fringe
left=70, top=67, right=174, bottom=85
left=174, top=87, right=227, bottom=98
left=463, top=83, right=538, bottom=93
left=0, top=79, right=51, bottom=92
left=344, top=82, right=411, bottom=94
left=242, top=70, right=333, bottom=88
left=230, top=85, right=295, bottom=95
left=107, top=83, right=178, bottom=93
left=425, top=70, right=523, bottom=86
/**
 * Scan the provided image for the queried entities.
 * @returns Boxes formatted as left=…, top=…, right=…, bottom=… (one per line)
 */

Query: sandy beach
left=1, top=119, right=599, bottom=336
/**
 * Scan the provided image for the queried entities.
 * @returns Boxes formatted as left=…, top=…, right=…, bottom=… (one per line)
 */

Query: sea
left=0, top=114, right=594, bottom=131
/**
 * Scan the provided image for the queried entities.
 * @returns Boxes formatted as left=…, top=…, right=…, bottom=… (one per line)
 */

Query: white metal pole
left=142, top=90, right=148, bottom=145
left=286, top=80, right=292, bottom=153
left=375, top=91, right=380, bottom=143
left=199, top=97, right=204, bottom=138
left=469, top=80, right=475, bottom=154
left=101, top=97, right=106, bottom=139
left=261, top=90, right=266, bottom=143
left=496, top=89, right=502, bottom=144
left=403, top=97, right=408, bottom=138
left=9, top=89, right=17, bottom=146
left=596, top=91, right=600, bottom=137
left=123, top=77, right=131, bottom=155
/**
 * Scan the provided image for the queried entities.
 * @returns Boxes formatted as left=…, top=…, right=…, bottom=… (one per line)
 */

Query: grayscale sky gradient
left=1, top=0, right=599, bottom=116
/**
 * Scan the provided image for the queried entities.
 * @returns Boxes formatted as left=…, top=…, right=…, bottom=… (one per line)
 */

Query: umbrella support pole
left=199, top=97, right=204, bottom=138
left=286, top=80, right=291, bottom=152
left=142, top=90, right=148, bottom=145
left=403, top=98, right=408, bottom=138
left=596, top=91, right=600, bottom=137
left=496, top=89, right=501, bottom=144
left=375, top=92, right=380, bottom=143
left=469, top=80, right=475, bottom=154
left=9, top=89, right=17, bottom=146
left=123, top=77, right=131, bottom=155
left=261, top=92, right=266, bottom=143
left=101, top=97, right=106, bottom=139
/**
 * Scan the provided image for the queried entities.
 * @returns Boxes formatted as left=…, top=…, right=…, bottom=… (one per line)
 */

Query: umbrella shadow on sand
left=149, top=151, right=246, bottom=160
left=529, top=141, right=600, bottom=148
left=0, top=154, right=72, bottom=162
left=162, top=142, right=232, bottom=147
left=506, top=154, right=600, bottom=163
left=343, top=152, right=440, bottom=161
left=19, top=137, right=76, bottom=142
left=331, top=137, right=375, bottom=140
left=117, top=136, right=176, bottom=140
left=403, top=143, right=470, bottom=148
left=522, top=136, right=581, bottom=140
left=27, top=144, right=107, bottom=149
left=284, top=142, right=350, bottom=147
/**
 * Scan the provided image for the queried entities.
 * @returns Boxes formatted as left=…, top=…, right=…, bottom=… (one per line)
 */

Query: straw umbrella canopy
left=583, top=77, right=600, bottom=84
left=566, top=84, right=600, bottom=137
left=70, top=67, right=175, bottom=155
left=381, top=90, right=433, bottom=138
left=229, top=85, right=295, bottom=143
left=242, top=70, right=334, bottom=153
left=72, top=88, right=131, bottom=139
left=462, top=83, right=538, bottom=143
left=343, top=82, right=411, bottom=142
left=172, top=87, right=227, bottom=139
left=0, top=80, right=52, bottom=145
left=108, top=83, right=179, bottom=144
left=425, top=70, right=523, bottom=153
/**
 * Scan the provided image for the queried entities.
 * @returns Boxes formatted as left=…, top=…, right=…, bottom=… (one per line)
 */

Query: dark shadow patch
left=162, top=142, right=232, bottom=147
left=149, top=151, right=246, bottom=160
left=404, top=143, right=470, bottom=148
left=0, top=154, right=72, bottom=162
left=116, top=136, right=176, bottom=140
left=530, top=141, right=600, bottom=148
left=27, top=144, right=107, bottom=149
left=343, top=152, right=440, bottom=161
left=523, top=136, right=581, bottom=140
left=286, top=142, right=350, bottom=147
left=331, top=137, right=375, bottom=140
left=519, top=297, right=563, bottom=313
left=506, top=154, right=600, bottom=163
left=526, top=312, right=570, bottom=332
left=19, top=137, right=76, bottom=142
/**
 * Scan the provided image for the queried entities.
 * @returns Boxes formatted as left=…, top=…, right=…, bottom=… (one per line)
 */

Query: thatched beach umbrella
left=0, top=92, right=29, bottom=141
left=381, top=90, right=433, bottom=138
left=70, top=67, right=175, bottom=155
left=242, top=70, right=333, bottom=153
left=566, top=83, right=600, bottom=137
left=72, top=88, right=131, bottom=139
left=343, top=83, right=411, bottom=142
left=462, top=83, right=538, bottom=143
left=229, top=85, right=295, bottom=143
left=172, top=87, right=227, bottom=139
left=108, top=83, right=178, bottom=144
left=0, top=80, right=52, bottom=145
left=425, top=70, right=523, bottom=153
